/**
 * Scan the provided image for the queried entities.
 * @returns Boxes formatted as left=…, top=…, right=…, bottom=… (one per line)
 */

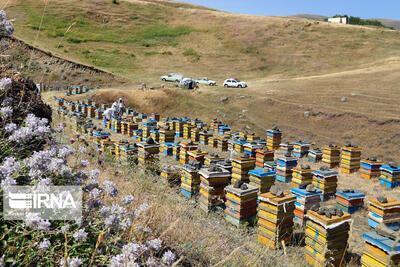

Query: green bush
left=183, top=48, right=200, bottom=61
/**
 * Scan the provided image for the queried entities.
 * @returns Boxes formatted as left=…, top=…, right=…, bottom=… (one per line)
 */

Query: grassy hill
left=5, top=0, right=400, bottom=84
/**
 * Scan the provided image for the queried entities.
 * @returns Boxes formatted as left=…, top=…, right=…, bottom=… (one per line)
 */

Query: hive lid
left=363, top=231, right=400, bottom=254
left=259, top=191, right=296, bottom=205
left=369, top=197, right=400, bottom=210
left=306, top=208, right=351, bottom=228
left=225, top=183, right=258, bottom=196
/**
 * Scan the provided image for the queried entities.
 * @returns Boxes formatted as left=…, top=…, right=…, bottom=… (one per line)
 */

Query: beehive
left=179, top=141, right=198, bottom=165
left=248, top=168, right=275, bottom=194
left=101, top=139, right=115, bottom=154
left=247, top=133, right=260, bottom=142
left=361, top=231, right=400, bottom=267
left=243, top=142, right=263, bottom=157
left=95, top=109, right=103, bottom=120
left=191, top=127, right=200, bottom=142
left=172, top=143, right=181, bottom=161
left=292, top=165, right=313, bottom=188
left=312, top=167, right=338, bottom=201
left=216, top=159, right=233, bottom=174
left=150, top=129, right=159, bottom=143
left=266, top=127, right=282, bottom=151
left=340, top=144, right=362, bottom=174
left=368, top=197, right=400, bottom=230
left=159, top=126, right=175, bottom=144
left=161, top=142, right=174, bottom=156
left=56, top=98, right=64, bottom=107
left=183, top=123, right=194, bottom=140
left=174, top=120, right=184, bottom=137
left=255, top=147, right=274, bottom=168
left=219, top=125, right=231, bottom=135
left=141, top=122, right=156, bottom=138
left=231, top=153, right=256, bottom=184
left=280, top=142, right=294, bottom=154
left=119, top=143, right=138, bottom=160
left=322, top=144, right=341, bottom=168
left=380, top=164, right=400, bottom=189
left=257, top=190, right=296, bottom=249
left=111, top=118, right=122, bottom=133
left=276, top=154, right=298, bottom=183
left=181, top=163, right=201, bottom=198
left=291, top=185, right=321, bottom=226
left=360, top=158, right=383, bottom=179
left=114, top=139, right=129, bottom=160
left=234, top=138, right=248, bottom=154
left=217, top=137, right=229, bottom=152
left=208, top=136, right=218, bottom=149
left=204, top=153, right=224, bottom=167
left=293, top=141, right=311, bottom=158
left=199, top=165, right=231, bottom=212
left=127, top=123, right=138, bottom=137
left=121, top=121, right=129, bottom=135
left=308, top=148, right=323, bottom=163
left=199, top=130, right=213, bottom=145
left=151, top=112, right=160, bottom=121
left=336, top=190, right=365, bottom=214
left=225, top=183, right=258, bottom=226
left=187, top=149, right=208, bottom=165
left=161, top=165, right=181, bottom=185
left=305, top=208, right=351, bottom=267
left=137, top=137, right=160, bottom=165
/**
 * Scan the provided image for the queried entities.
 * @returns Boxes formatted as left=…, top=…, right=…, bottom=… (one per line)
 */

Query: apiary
left=360, top=158, right=383, bottom=179
left=257, top=188, right=296, bottom=250
left=379, top=163, right=400, bottom=189
left=305, top=207, right=351, bottom=267
left=199, top=165, right=231, bottom=212
left=291, top=184, right=321, bottom=226
left=336, top=190, right=365, bottom=214
left=231, top=153, right=256, bottom=184
left=161, top=165, right=181, bottom=185
left=225, top=182, right=258, bottom=226
left=361, top=230, right=400, bottom=267
left=160, top=142, right=174, bottom=156
left=292, top=165, right=313, bottom=188
left=322, top=144, right=341, bottom=168
left=276, top=153, right=298, bottom=183
left=119, top=143, right=138, bottom=160
left=312, top=167, right=338, bottom=201
left=179, top=141, right=198, bottom=165
left=248, top=168, right=275, bottom=194
left=183, top=123, right=194, bottom=139
left=368, top=197, right=400, bottom=230
left=187, top=149, right=208, bottom=165
left=293, top=140, right=311, bottom=158
left=172, top=142, right=181, bottom=161
left=181, top=162, right=201, bottom=198
left=255, top=147, right=274, bottom=168
left=191, top=127, right=200, bottom=142
left=137, top=137, right=160, bottom=165
left=266, top=126, right=282, bottom=151
left=199, top=130, right=213, bottom=145
left=216, top=159, right=233, bottom=174
left=204, top=153, right=224, bottom=166
left=308, top=148, right=323, bottom=163
left=340, top=143, right=362, bottom=174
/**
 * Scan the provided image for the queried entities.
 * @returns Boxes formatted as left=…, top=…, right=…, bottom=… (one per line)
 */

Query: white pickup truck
left=160, top=73, right=183, bottom=82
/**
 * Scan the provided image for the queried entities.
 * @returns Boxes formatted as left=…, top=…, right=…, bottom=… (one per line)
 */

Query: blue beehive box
left=363, top=231, right=400, bottom=253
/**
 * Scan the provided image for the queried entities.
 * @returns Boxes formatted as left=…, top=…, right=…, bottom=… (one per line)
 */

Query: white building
left=328, top=17, right=348, bottom=24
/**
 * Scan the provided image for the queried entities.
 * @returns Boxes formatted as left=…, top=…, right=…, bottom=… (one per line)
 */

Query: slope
left=4, top=0, right=400, bottom=84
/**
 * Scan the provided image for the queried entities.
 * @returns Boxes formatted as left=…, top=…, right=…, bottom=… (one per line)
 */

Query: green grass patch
left=183, top=48, right=201, bottom=61
left=144, top=51, right=158, bottom=56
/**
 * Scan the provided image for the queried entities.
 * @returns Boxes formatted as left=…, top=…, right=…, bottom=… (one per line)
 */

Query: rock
left=304, top=111, right=310, bottom=118
left=350, top=93, right=356, bottom=97
left=245, top=125, right=251, bottom=130
left=377, top=196, right=388, bottom=203
left=160, top=84, right=164, bottom=88
left=220, top=97, right=229, bottom=103
left=240, top=184, right=248, bottom=190
left=306, top=184, right=316, bottom=192
left=233, top=180, right=242, bottom=188
left=341, top=97, right=347, bottom=102
left=242, top=109, right=248, bottom=113
left=239, top=95, right=245, bottom=99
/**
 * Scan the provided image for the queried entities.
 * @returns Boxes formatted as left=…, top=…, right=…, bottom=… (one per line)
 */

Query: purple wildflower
left=39, top=239, right=51, bottom=250
left=162, top=251, right=176, bottom=266
left=73, top=229, right=88, bottom=242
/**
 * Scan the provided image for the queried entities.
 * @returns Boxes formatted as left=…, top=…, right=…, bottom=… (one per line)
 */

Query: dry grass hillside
left=4, top=0, right=400, bottom=83
left=4, top=0, right=400, bottom=161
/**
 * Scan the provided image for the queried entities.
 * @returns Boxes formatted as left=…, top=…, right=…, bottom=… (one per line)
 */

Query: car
left=223, top=78, right=247, bottom=88
left=160, top=73, right=183, bottom=82
left=194, top=77, right=216, bottom=86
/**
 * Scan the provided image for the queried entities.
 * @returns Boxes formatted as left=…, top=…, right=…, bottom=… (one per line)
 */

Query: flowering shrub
left=0, top=76, right=176, bottom=266
left=0, top=10, right=14, bottom=38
